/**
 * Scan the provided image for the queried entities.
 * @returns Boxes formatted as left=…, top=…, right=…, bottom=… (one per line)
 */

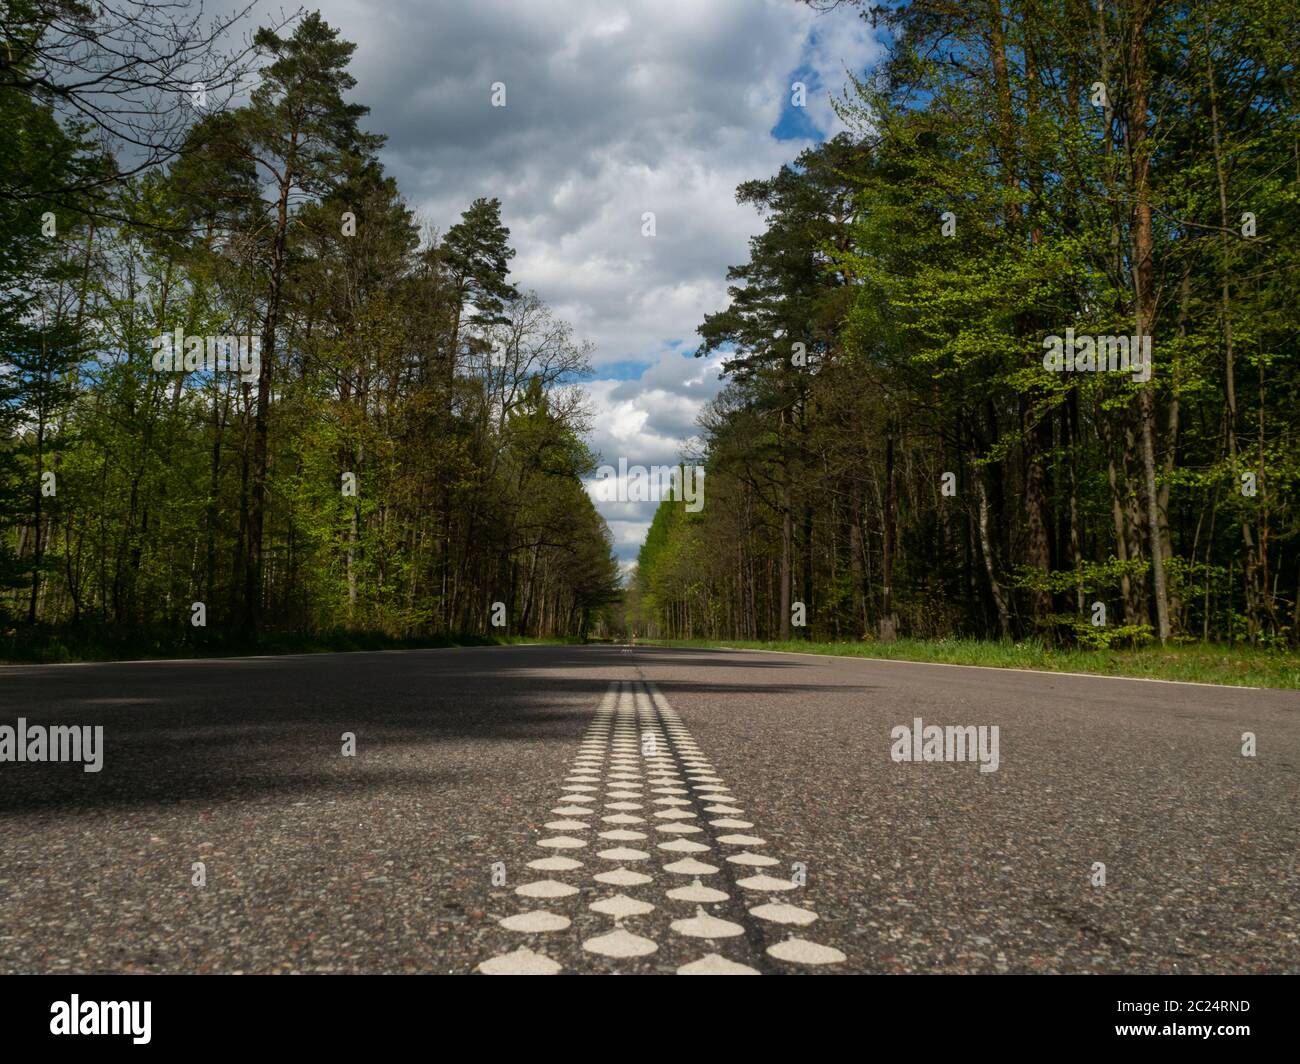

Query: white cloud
left=283, top=0, right=883, bottom=563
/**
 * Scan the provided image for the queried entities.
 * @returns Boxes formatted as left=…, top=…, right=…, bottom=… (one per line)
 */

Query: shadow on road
left=0, top=645, right=874, bottom=812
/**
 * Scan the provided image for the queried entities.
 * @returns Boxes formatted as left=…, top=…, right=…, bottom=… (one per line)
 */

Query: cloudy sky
left=261, top=0, right=884, bottom=569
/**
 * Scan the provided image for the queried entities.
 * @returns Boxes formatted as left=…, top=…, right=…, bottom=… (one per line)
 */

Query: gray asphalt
left=0, top=644, right=1296, bottom=974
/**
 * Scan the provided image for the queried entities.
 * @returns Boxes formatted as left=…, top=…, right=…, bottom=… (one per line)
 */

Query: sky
left=245, top=0, right=885, bottom=569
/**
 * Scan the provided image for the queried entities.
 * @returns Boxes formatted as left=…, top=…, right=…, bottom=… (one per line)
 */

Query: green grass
left=641, top=636, right=1300, bottom=690
left=8, top=624, right=1295, bottom=687
left=0, top=624, right=583, bottom=665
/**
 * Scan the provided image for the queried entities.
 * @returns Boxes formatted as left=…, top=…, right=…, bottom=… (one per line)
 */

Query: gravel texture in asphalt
left=1, top=644, right=1296, bottom=973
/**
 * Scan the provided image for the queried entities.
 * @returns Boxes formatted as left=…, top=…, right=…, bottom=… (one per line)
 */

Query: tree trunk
left=1128, top=3, right=1171, bottom=644
left=880, top=426, right=897, bottom=641
left=975, top=465, right=1011, bottom=638
left=245, top=171, right=293, bottom=634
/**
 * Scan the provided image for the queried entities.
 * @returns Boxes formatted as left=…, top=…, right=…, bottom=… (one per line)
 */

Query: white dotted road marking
left=736, top=874, right=796, bottom=892
left=499, top=911, right=571, bottom=932
left=766, top=938, right=847, bottom=965
left=582, top=928, right=658, bottom=958
left=537, top=836, right=587, bottom=849
left=527, top=856, right=582, bottom=872
left=664, top=857, right=718, bottom=876
left=667, top=879, right=729, bottom=903
left=677, top=954, right=760, bottom=975
left=750, top=902, right=819, bottom=926
left=643, top=679, right=844, bottom=970
left=590, top=894, right=655, bottom=918
left=597, top=846, right=650, bottom=861
left=726, top=851, right=778, bottom=867
left=515, top=879, right=578, bottom=899
left=478, top=947, right=562, bottom=975
left=671, top=907, right=745, bottom=939
left=595, top=867, right=652, bottom=887
left=479, top=677, right=845, bottom=973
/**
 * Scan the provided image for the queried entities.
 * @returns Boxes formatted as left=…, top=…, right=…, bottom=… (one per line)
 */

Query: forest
left=633, top=0, right=1299, bottom=649
left=1, top=5, right=622, bottom=653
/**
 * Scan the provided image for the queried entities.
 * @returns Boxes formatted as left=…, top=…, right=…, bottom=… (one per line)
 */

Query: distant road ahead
left=1, top=644, right=1296, bottom=973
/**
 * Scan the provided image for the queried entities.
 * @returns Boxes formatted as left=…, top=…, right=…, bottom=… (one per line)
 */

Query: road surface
left=1, top=644, right=1296, bottom=973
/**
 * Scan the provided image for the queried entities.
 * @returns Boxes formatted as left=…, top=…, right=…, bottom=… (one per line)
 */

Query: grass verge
left=0, top=625, right=582, bottom=665
left=641, top=637, right=1300, bottom=690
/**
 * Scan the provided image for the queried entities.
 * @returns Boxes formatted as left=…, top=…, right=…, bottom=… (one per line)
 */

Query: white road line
left=477, top=677, right=846, bottom=974
left=687, top=645, right=1265, bottom=690
left=642, top=679, right=847, bottom=969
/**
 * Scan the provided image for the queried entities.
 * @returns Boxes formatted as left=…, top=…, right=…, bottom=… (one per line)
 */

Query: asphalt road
left=1, top=644, right=1296, bottom=974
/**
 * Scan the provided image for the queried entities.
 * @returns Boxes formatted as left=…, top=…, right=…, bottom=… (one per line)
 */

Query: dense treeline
left=1, top=9, right=620, bottom=644
left=636, top=0, right=1299, bottom=647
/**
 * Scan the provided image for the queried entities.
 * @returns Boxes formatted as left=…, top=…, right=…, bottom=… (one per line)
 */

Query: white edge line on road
left=642, top=644, right=1264, bottom=691
left=7, top=641, right=1268, bottom=692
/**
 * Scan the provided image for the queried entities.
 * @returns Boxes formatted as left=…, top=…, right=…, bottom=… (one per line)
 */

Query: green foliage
left=0, top=11, right=620, bottom=646
left=636, top=0, right=1300, bottom=657
left=643, top=637, right=1299, bottom=690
